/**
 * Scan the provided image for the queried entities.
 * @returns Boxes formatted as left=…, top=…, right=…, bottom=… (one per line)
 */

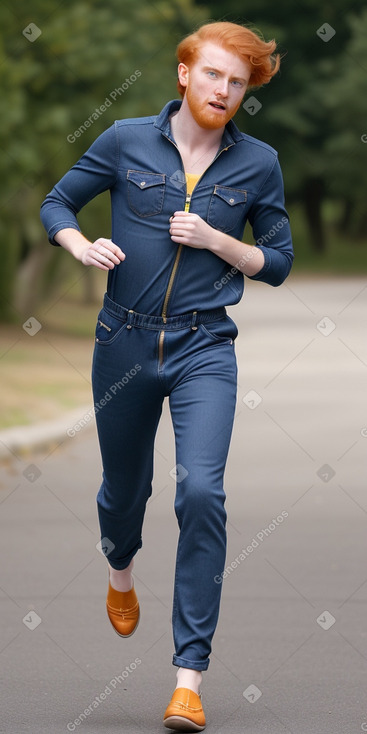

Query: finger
left=99, top=247, right=125, bottom=262
left=94, top=243, right=126, bottom=264
left=86, top=257, right=110, bottom=271
left=170, top=224, right=194, bottom=235
left=89, top=249, right=117, bottom=268
left=90, top=254, right=115, bottom=269
left=94, top=238, right=126, bottom=260
left=171, top=227, right=189, bottom=235
left=173, top=211, right=198, bottom=219
left=171, top=217, right=196, bottom=228
left=94, top=247, right=121, bottom=264
left=170, top=230, right=189, bottom=240
left=104, top=243, right=125, bottom=260
left=169, top=224, right=185, bottom=235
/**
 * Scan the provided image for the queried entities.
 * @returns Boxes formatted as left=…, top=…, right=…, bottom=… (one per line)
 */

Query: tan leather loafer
left=163, top=687, right=206, bottom=731
left=106, top=581, right=140, bottom=638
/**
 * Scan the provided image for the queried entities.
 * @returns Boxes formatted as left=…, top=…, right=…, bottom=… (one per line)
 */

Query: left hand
left=169, top=211, right=215, bottom=249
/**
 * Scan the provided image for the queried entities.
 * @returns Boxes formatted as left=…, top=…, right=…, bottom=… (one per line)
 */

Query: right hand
left=81, top=238, right=126, bottom=271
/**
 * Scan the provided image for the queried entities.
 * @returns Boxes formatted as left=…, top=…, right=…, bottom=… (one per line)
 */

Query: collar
left=154, top=99, right=243, bottom=148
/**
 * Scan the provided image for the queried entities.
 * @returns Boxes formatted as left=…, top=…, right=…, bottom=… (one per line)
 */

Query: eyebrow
left=202, top=65, right=248, bottom=83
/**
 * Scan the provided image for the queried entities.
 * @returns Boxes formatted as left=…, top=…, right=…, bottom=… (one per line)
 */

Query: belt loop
left=191, top=310, right=198, bottom=331
left=126, top=309, right=134, bottom=329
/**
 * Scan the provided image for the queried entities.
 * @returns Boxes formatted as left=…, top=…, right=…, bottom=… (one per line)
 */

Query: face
left=178, top=41, right=252, bottom=130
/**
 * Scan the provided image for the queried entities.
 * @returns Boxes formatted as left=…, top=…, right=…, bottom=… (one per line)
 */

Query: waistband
left=103, top=293, right=227, bottom=331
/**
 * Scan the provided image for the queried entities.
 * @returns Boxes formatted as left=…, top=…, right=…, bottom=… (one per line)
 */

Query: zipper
left=98, top=319, right=111, bottom=332
left=162, top=193, right=191, bottom=315
left=158, top=192, right=191, bottom=365
left=158, top=139, right=233, bottom=367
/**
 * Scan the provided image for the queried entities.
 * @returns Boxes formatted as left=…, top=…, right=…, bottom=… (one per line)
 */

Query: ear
left=177, top=62, right=189, bottom=89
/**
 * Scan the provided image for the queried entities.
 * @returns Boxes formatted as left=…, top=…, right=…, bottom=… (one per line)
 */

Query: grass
left=0, top=327, right=95, bottom=429
left=0, top=275, right=103, bottom=429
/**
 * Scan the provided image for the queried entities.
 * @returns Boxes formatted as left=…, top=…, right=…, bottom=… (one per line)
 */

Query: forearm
left=170, top=211, right=266, bottom=276
left=54, top=228, right=92, bottom=261
left=209, top=229, right=265, bottom=277
left=53, top=228, right=125, bottom=271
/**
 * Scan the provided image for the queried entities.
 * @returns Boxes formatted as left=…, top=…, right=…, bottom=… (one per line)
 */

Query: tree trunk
left=356, top=207, right=367, bottom=240
left=14, top=244, right=53, bottom=317
left=302, top=178, right=326, bottom=252
left=0, top=219, right=21, bottom=322
left=338, top=198, right=354, bottom=234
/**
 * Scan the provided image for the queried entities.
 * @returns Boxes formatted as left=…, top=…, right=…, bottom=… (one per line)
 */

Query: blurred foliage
left=197, top=0, right=367, bottom=252
left=0, top=0, right=366, bottom=323
left=0, top=0, right=206, bottom=320
left=322, top=9, right=367, bottom=239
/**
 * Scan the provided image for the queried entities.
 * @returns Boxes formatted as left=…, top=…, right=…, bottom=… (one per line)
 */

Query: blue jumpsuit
left=40, top=99, right=294, bottom=672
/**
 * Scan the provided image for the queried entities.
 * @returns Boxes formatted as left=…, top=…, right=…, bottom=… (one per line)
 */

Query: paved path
left=1, top=276, right=366, bottom=734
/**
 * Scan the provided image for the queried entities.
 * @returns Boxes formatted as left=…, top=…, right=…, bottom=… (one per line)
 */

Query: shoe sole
left=108, top=608, right=140, bottom=638
left=163, top=714, right=205, bottom=732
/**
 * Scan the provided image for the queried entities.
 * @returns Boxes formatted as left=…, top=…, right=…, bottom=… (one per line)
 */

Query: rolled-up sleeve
left=247, top=156, right=294, bottom=286
left=40, top=124, right=118, bottom=245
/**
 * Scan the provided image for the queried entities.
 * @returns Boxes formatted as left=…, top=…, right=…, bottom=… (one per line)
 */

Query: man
left=40, top=21, right=293, bottom=732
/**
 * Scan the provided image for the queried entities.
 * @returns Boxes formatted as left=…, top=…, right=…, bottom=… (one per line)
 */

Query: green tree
left=0, top=0, right=206, bottom=321
left=195, top=0, right=367, bottom=251
left=322, top=9, right=367, bottom=240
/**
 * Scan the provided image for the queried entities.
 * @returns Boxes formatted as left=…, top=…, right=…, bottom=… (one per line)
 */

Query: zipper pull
left=98, top=319, right=112, bottom=332
left=185, top=194, right=191, bottom=213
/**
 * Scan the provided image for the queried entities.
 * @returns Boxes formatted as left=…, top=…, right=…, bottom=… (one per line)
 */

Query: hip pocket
left=95, top=308, right=128, bottom=346
left=199, top=316, right=238, bottom=344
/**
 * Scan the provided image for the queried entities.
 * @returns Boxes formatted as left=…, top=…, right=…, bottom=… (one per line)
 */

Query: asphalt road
left=1, top=275, right=366, bottom=734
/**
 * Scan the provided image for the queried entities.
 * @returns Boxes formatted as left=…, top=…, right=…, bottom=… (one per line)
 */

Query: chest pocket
left=127, top=170, right=166, bottom=217
left=207, top=185, right=247, bottom=233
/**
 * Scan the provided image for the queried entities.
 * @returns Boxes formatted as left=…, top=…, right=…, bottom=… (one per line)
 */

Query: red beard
left=185, top=84, right=242, bottom=129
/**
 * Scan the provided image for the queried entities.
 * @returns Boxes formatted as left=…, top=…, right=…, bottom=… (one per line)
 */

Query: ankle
left=108, top=559, right=134, bottom=592
left=175, top=667, right=203, bottom=695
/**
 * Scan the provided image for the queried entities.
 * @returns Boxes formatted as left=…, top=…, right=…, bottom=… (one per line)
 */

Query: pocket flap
left=127, top=170, right=165, bottom=189
left=213, top=185, right=247, bottom=206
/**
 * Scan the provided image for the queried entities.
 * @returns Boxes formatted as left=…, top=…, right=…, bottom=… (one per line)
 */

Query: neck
left=170, top=96, right=224, bottom=153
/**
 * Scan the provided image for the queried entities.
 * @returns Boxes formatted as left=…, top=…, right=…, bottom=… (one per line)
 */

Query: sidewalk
left=0, top=404, right=94, bottom=460
left=1, top=276, right=367, bottom=734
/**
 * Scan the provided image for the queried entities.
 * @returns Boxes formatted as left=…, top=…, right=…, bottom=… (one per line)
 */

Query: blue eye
left=207, top=71, right=217, bottom=78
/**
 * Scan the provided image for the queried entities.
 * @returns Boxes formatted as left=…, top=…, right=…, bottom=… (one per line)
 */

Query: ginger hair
left=176, top=21, right=280, bottom=96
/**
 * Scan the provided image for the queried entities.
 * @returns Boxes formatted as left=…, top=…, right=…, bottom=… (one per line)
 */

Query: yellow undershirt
left=185, top=173, right=201, bottom=197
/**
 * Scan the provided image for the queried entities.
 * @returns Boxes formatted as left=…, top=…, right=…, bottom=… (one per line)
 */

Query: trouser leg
left=92, top=323, right=164, bottom=570
left=167, top=331, right=238, bottom=671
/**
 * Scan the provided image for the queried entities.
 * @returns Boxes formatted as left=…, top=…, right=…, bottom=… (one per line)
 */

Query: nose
left=215, top=79, right=229, bottom=98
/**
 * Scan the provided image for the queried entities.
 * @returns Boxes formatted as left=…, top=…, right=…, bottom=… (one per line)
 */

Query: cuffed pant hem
left=172, top=654, right=209, bottom=671
left=105, top=548, right=140, bottom=570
